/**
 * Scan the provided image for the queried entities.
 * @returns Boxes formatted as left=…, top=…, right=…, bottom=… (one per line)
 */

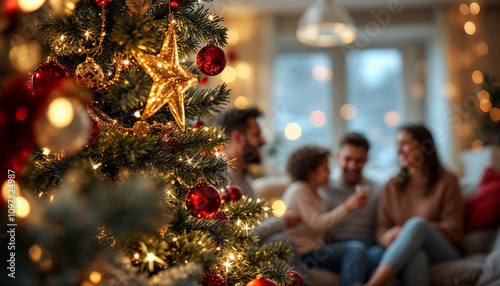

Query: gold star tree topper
left=132, top=21, right=197, bottom=131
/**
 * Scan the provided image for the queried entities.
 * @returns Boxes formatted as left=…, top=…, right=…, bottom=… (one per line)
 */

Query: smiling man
left=322, top=132, right=384, bottom=281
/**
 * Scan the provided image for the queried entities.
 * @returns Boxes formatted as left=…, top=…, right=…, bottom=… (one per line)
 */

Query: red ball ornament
left=246, top=275, right=278, bottom=286
left=198, top=76, right=209, bottom=85
left=186, top=177, right=221, bottom=219
left=0, top=75, right=39, bottom=172
left=224, top=185, right=242, bottom=202
left=169, top=0, right=184, bottom=7
left=288, top=270, right=304, bottom=286
left=31, top=60, right=72, bottom=98
left=192, top=119, right=206, bottom=129
left=213, top=211, right=229, bottom=221
left=202, top=271, right=227, bottom=286
left=197, top=44, right=226, bottom=76
left=95, top=0, right=112, bottom=6
left=166, top=137, right=181, bottom=154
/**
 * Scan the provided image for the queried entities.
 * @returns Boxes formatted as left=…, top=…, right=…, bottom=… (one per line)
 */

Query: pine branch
left=224, top=197, right=268, bottom=224
left=104, top=68, right=152, bottom=114
left=184, top=84, right=230, bottom=121
left=150, top=1, right=227, bottom=54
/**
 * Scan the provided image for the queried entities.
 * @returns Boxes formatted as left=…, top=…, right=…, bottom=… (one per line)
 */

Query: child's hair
left=286, top=145, right=330, bottom=182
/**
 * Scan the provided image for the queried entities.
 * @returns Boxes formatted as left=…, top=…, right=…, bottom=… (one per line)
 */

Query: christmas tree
left=476, top=74, right=500, bottom=144
left=0, top=0, right=295, bottom=285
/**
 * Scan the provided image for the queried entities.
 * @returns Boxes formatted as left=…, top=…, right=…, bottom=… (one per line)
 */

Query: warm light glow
left=2, top=180, right=20, bottom=202
left=42, top=148, right=51, bottom=156
left=234, top=96, right=248, bottom=109
left=476, top=42, right=489, bottom=56
left=227, top=29, right=240, bottom=46
left=480, top=99, right=492, bottom=112
left=134, top=111, right=141, bottom=118
left=18, top=0, right=46, bottom=12
left=9, top=42, right=41, bottom=73
left=442, top=83, right=458, bottom=99
left=384, top=111, right=401, bottom=128
left=472, top=70, right=484, bottom=84
left=146, top=253, right=156, bottom=262
left=478, top=90, right=490, bottom=101
left=309, top=110, right=326, bottom=127
left=66, top=2, right=75, bottom=10
left=16, top=196, right=30, bottom=218
left=490, top=108, right=500, bottom=122
left=48, top=98, right=74, bottom=128
left=228, top=254, right=235, bottom=260
left=90, top=272, right=102, bottom=283
left=271, top=200, right=286, bottom=217
left=133, top=253, right=140, bottom=259
left=312, top=65, right=332, bottom=82
left=284, top=123, right=302, bottom=140
left=220, top=66, right=237, bottom=83
left=340, top=104, right=356, bottom=120
left=29, top=245, right=42, bottom=262
left=464, top=21, right=476, bottom=35
left=236, top=62, right=251, bottom=79
left=470, top=2, right=480, bottom=14
left=459, top=3, right=469, bottom=15
left=472, top=140, right=483, bottom=151
left=222, top=261, right=233, bottom=269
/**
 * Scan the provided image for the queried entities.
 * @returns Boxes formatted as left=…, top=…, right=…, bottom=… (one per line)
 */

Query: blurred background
left=2, top=0, right=500, bottom=179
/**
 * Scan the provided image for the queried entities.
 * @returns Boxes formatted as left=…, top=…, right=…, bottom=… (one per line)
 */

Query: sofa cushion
left=464, top=167, right=500, bottom=231
left=475, top=250, right=500, bottom=286
left=429, top=255, right=485, bottom=286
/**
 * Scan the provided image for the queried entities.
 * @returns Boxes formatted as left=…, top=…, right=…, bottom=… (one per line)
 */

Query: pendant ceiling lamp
left=296, top=0, right=357, bottom=47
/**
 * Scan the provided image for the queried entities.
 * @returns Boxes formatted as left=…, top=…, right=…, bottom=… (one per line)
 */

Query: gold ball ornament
left=132, top=120, right=150, bottom=137
left=75, top=57, right=104, bottom=89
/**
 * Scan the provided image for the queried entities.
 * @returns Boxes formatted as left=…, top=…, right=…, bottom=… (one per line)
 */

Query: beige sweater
left=283, top=181, right=348, bottom=255
left=376, top=170, right=464, bottom=246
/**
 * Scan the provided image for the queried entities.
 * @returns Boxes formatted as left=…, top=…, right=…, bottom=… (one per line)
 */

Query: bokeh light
left=470, top=2, right=480, bottom=14
left=234, top=96, right=248, bottom=109
left=220, top=66, right=237, bottom=83
left=312, top=65, right=332, bottom=82
left=464, top=21, right=476, bottom=35
left=490, top=107, right=500, bottom=122
left=16, top=196, right=30, bottom=218
left=284, top=123, right=302, bottom=140
left=271, top=200, right=286, bottom=217
left=477, top=90, right=490, bottom=101
left=19, top=0, right=46, bottom=12
left=309, top=110, right=326, bottom=127
left=384, top=111, right=401, bottom=127
left=236, top=62, right=251, bottom=79
left=48, top=97, right=74, bottom=128
left=340, top=104, right=356, bottom=120
left=479, top=99, right=492, bottom=112
left=472, top=70, right=484, bottom=84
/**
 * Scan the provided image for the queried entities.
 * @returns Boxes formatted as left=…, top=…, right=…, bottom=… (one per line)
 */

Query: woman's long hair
left=395, top=124, right=443, bottom=195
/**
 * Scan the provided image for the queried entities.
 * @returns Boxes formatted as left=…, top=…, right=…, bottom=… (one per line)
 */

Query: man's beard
left=342, top=169, right=361, bottom=185
left=242, top=142, right=261, bottom=164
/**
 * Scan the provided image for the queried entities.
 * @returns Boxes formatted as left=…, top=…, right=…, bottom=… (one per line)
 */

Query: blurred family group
left=218, top=107, right=463, bottom=286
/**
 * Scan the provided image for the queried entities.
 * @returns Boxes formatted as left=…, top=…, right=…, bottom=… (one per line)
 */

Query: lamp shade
left=296, top=0, right=357, bottom=47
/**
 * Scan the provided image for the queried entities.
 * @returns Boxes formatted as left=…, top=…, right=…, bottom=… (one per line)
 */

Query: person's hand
left=283, top=212, right=300, bottom=228
left=380, top=226, right=402, bottom=248
left=343, top=193, right=367, bottom=212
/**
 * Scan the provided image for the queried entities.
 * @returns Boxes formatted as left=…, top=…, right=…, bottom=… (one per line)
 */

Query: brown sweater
left=376, top=170, right=464, bottom=246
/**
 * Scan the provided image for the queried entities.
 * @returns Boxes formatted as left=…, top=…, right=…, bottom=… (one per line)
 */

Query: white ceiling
left=212, top=0, right=442, bottom=18
left=211, top=0, right=496, bottom=18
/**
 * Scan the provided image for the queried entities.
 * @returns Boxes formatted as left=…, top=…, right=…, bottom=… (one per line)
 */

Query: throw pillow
left=464, top=167, right=500, bottom=232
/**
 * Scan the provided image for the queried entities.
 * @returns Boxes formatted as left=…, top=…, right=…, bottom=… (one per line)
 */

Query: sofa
left=253, top=146, right=500, bottom=286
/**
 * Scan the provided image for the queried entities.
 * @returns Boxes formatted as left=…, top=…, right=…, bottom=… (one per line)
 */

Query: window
left=269, top=53, right=334, bottom=170
left=345, top=48, right=405, bottom=170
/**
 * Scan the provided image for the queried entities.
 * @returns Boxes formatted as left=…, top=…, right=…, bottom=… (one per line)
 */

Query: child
left=283, top=145, right=367, bottom=286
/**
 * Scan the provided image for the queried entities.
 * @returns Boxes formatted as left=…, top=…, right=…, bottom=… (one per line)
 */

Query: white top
left=282, top=181, right=348, bottom=255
